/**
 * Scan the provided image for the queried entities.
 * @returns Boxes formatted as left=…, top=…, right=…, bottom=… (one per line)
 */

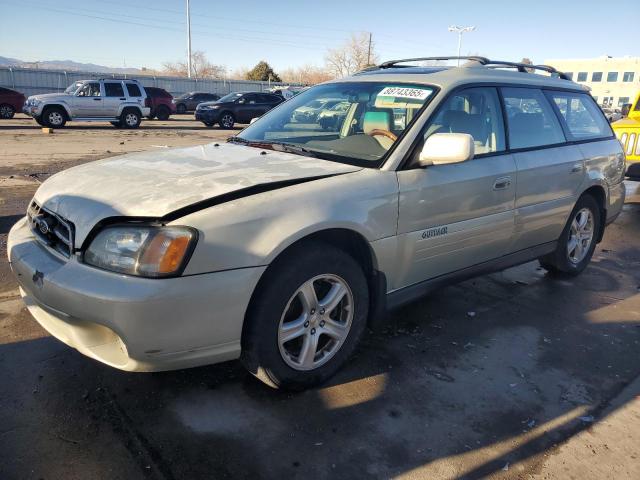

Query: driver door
left=394, top=87, right=517, bottom=290
left=73, top=82, right=103, bottom=117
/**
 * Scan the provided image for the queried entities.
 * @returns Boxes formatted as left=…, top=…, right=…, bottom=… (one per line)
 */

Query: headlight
left=84, top=225, right=197, bottom=278
left=200, top=105, right=219, bottom=110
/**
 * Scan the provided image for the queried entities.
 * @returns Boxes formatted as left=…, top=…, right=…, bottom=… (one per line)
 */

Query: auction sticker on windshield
left=378, top=86, right=431, bottom=100
left=376, top=86, right=433, bottom=109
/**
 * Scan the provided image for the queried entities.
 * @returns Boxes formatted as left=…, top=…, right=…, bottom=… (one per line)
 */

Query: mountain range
left=0, top=55, right=146, bottom=74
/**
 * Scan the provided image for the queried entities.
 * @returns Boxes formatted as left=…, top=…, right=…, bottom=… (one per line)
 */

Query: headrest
left=363, top=110, right=392, bottom=134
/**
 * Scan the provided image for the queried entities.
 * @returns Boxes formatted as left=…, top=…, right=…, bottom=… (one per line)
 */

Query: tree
left=245, top=61, right=281, bottom=82
left=279, top=64, right=333, bottom=85
left=521, top=57, right=534, bottom=73
left=325, top=33, right=378, bottom=78
left=162, top=51, right=225, bottom=79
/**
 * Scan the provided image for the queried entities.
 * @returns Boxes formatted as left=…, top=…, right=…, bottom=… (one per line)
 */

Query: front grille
left=27, top=201, right=74, bottom=258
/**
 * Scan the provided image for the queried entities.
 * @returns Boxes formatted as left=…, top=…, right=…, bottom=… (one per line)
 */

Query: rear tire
left=120, top=109, right=141, bottom=129
left=0, top=104, right=15, bottom=119
left=241, top=242, right=369, bottom=390
left=539, top=194, right=601, bottom=276
left=155, top=105, right=170, bottom=121
left=42, top=106, right=66, bottom=128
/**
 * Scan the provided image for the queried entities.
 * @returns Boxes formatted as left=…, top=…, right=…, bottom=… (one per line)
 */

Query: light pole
left=186, top=0, right=192, bottom=78
left=448, top=25, right=475, bottom=66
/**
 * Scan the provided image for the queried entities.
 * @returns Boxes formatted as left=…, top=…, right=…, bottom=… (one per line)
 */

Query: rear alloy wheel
left=219, top=112, right=235, bottom=129
left=43, top=107, right=66, bottom=128
left=121, top=109, right=141, bottom=129
left=539, top=194, right=601, bottom=276
left=155, top=105, right=171, bottom=121
left=0, top=104, right=15, bottom=119
left=241, top=242, right=368, bottom=390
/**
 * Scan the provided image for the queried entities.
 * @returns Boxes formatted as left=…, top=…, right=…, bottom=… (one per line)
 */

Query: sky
left=0, top=0, right=636, bottom=73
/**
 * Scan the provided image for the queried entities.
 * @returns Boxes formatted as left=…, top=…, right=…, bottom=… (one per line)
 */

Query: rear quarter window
left=547, top=91, right=613, bottom=141
left=125, top=83, right=142, bottom=97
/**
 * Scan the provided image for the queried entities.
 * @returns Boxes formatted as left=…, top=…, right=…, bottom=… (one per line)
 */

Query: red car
left=0, top=87, right=25, bottom=119
left=144, top=87, right=176, bottom=120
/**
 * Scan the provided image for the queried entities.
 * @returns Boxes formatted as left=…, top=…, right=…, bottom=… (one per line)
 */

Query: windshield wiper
left=227, top=138, right=317, bottom=158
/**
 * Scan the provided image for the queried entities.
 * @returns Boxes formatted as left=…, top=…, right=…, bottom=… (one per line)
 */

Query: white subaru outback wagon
left=8, top=57, right=626, bottom=389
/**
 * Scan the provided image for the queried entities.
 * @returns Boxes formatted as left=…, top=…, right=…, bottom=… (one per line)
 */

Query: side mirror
left=418, top=133, right=474, bottom=167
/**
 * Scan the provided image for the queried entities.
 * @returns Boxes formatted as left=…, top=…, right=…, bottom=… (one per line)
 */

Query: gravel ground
left=0, top=114, right=639, bottom=479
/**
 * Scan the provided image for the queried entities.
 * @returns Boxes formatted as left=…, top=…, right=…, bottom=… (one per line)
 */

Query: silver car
left=23, top=78, right=150, bottom=128
left=8, top=57, right=626, bottom=389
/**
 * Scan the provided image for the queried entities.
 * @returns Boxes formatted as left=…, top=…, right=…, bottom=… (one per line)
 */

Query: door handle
left=493, top=176, right=512, bottom=190
left=571, top=163, right=584, bottom=173
left=119, top=97, right=126, bottom=100
left=93, top=98, right=101, bottom=101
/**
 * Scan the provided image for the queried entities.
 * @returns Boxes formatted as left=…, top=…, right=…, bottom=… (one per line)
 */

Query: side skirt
left=385, top=241, right=557, bottom=311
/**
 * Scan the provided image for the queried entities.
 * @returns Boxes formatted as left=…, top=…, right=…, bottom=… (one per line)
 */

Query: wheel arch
left=118, top=104, right=143, bottom=117
left=42, top=103, right=71, bottom=119
left=241, top=227, right=385, bottom=345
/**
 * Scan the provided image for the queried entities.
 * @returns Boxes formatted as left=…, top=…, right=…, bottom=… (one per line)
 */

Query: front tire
left=539, top=194, right=601, bottom=276
left=219, top=112, right=235, bottom=129
left=0, top=104, right=15, bottom=119
left=241, top=242, right=369, bottom=390
left=42, top=106, right=66, bottom=128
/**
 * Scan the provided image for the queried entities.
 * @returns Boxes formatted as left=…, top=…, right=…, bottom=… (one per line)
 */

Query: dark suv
left=195, top=92, right=283, bottom=128
left=173, top=92, right=221, bottom=114
left=145, top=87, right=176, bottom=120
left=0, top=87, right=26, bottom=119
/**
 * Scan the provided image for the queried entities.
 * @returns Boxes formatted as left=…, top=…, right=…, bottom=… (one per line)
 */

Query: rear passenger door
left=103, top=82, right=125, bottom=117
left=502, top=87, right=584, bottom=252
left=395, top=87, right=517, bottom=290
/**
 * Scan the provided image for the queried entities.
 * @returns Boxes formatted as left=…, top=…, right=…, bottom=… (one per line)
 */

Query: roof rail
left=97, top=77, right=141, bottom=81
left=378, top=56, right=490, bottom=69
left=376, top=56, right=571, bottom=80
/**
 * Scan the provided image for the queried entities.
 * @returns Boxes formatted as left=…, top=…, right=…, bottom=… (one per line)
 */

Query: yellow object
left=612, top=91, right=640, bottom=163
left=41, top=127, right=53, bottom=134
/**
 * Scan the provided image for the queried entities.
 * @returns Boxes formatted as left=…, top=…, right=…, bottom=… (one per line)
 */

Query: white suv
left=23, top=79, right=150, bottom=128
left=9, top=57, right=626, bottom=389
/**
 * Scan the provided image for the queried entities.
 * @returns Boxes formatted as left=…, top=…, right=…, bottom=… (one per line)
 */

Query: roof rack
left=376, top=56, right=571, bottom=80
left=378, top=56, right=490, bottom=69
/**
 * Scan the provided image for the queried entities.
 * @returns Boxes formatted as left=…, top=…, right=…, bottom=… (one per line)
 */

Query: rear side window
left=501, top=87, right=565, bottom=149
left=547, top=92, right=612, bottom=141
left=125, top=83, right=142, bottom=97
left=104, top=82, right=124, bottom=97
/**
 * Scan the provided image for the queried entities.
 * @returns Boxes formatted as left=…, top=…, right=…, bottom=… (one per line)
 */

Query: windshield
left=219, top=92, right=243, bottom=103
left=237, top=82, right=435, bottom=167
left=64, top=81, right=83, bottom=94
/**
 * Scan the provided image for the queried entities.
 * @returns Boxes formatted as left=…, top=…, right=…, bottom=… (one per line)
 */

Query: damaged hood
left=34, top=142, right=361, bottom=245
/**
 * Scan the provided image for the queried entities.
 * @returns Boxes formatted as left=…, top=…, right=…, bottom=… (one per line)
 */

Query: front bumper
left=22, top=104, right=42, bottom=117
left=195, top=110, right=220, bottom=123
left=8, top=217, right=266, bottom=372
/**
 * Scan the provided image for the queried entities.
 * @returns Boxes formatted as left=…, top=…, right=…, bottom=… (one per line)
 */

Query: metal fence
left=0, top=66, right=294, bottom=98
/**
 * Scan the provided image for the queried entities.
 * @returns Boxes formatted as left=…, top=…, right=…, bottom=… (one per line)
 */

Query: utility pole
left=366, top=32, right=372, bottom=66
left=186, top=0, right=192, bottom=78
left=448, top=25, right=475, bottom=66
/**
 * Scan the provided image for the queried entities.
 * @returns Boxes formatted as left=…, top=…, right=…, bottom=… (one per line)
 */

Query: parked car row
left=0, top=81, right=291, bottom=129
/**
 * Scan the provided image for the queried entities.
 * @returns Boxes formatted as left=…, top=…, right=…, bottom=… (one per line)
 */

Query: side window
left=125, top=83, right=142, bottom=97
left=501, top=87, right=565, bottom=149
left=422, top=87, right=505, bottom=155
left=547, top=91, right=612, bottom=141
left=77, top=82, right=101, bottom=97
left=245, top=94, right=257, bottom=104
left=104, top=82, right=124, bottom=97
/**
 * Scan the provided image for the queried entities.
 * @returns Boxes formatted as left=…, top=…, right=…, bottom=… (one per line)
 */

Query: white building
left=545, top=56, right=640, bottom=108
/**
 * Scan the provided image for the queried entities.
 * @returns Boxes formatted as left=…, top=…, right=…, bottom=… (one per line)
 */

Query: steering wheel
left=367, top=129, right=397, bottom=142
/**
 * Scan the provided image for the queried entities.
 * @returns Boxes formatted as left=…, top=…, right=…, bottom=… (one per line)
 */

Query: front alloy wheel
left=219, top=113, right=234, bottom=129
left=241, top=242, right=369, bottom=390
left=278, top=274, right=354, bottom=371
left=0, top=104, right=15, bottom=119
